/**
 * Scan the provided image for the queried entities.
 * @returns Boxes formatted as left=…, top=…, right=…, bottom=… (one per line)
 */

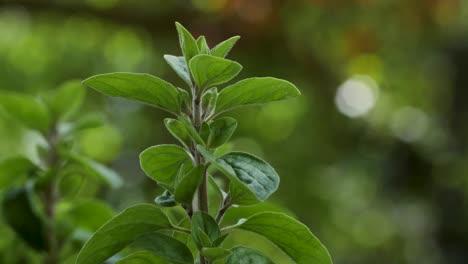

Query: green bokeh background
left=1, top=0, right=468, bottom=263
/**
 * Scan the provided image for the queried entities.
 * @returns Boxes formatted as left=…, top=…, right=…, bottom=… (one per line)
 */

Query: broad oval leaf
left=2, top=188, right=46, bottom=251
left=216, top=77, right=300, bottom=114
left=82, top=73, right=181, bottom=114
left=198, top=146, right=279, bottom=205
left=76, top=204, right=173, bottom=264
left=189, top=55, right=242, bottom=89
left=234, top=212, right=332, bottom=264
left=178, top=116, right=205, bottom=146
left=211, top=36, right=240, bottom=58
left=116, top=251, right=169, bottom=264
left=174, top=165, right=205, bottom=205
left=140, top=145, right=193, bottom=192
left=131, top=232, right=194, bottom=264
left=208, top=117, right=238, bottom=148
left=226, top=246, right=274, bottom=264
left=164, top=55, right=192, bottom=87
left=164, top=118, right=191, bottom=148
left=175, top=22, right=199, bottom=63
left=0, top=92, right=50, bottom=133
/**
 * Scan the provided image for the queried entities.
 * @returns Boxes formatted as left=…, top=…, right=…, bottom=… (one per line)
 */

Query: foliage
left=0, top=81, right=121, bottom=263
left=77, top=23, right=332, bottom=264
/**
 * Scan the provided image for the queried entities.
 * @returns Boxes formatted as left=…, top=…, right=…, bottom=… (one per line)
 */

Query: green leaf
left=212, top=233, right=229, bottom=247
left=211, top=36, right=240, bottom=58
left=76, top=204, right=174, bottom=264
left=200, top=122, right=211, bottom=143
left=201, top=87, right=218, bottom=119
left=82, top=72, right=181, bottom=114
left=215, top=77, right=301, bottom=114
left=0, top=92, right=50, bottom=133
left=164, top=118, right=191, bottom=149
left=233, top=212, right=332, bottom=264
left=177, top=88, right=191, bottom=113
left=64, top=200, right=115, bottom=231
left=115, top=251, right=169, bottom=264
left=154, top=190, right=177, bottom=207
left=140, top=145, right=193, bottom=192
left=191, top=211, right=221, bottom=249
left=164, top=55, right=192, bottom=87
left=0, top=157, right=38, bottom=190
left=46, top=80, right=85, bottom=122
left=201, top=247, right=231, bottom=262
left=195, top=227, right=212, bottom=248
left=68, top=154, right=122, bottom=189
left=189, top=55, right=242, bottom=89
left=178, top=116, right=205, bottom=146
left=208, top=117, right=237, bottom=148
left=175, top=22, right=199, bottom=63
left=208, top=175, right=224, bottom=217
left=197, top=36, right=210, bottom=54
left=198, top=147, right=279, bottom=205
left=226, top=247, right=274, bottom=264
left=131, top=232, right=194, bottom=264
left=174, top=165, right=204, bottom=205
left=2, top=188, right=46, bottom=251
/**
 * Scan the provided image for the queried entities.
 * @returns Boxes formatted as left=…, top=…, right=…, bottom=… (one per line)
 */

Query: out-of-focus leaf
left=232, top=212, right=332, bottom=264
left=1, top=188, right=46, bottom=251
left=0, top=157, right=38, bottom=190
left=0, top=92, right=50, bottom=133
left=46, top=80, right=85, bottom=122
left=211, top=36, right=240, bottom=58
left=68, top=153, right=122, bottom=189
left=82, top=73, right=181, bottom=114
left=189, top=55, right=242, bottom=89
left=77, top=125, right=122, bottom=163
left=208, top=117, right=237, bottom=148
left=76, top=204, right=174, bottom=264
left=174, top=165, right=204, bottom=205
left=175, top=22, right=199, bottom=63
left=64, top=199, right=115, bottom=231
left=201, top=247, right=231, bottom=262
left=140, top=144, right=193, bottom=192
left=164, top=55, right=192, bottom=87
left=226, top=247, right=273, bottom=264
left=115, top=251, right=170, bottom=264
left=216, top=77, right=300, bottom=115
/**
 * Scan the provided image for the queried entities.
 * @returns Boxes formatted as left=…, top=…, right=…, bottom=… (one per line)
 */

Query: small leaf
left=82, top=73, right=181, bottom=114
left=68, top=154, right=122, bottom=189
left=0, top=157, right=38, bottom=190
left=211, top=36, right=240, bottom=58
left=46, top=80, right=85, bottom=122
left=226, top=247, right=274, bottom=264
left=154, top=190, right=177, bottom=207
left=212, top=233, right=229, bottom=247
left=189, top=55, right=242, bottom=89
left=164, top=118, right=191, bottom=148
left=140, top=145, right=193, bottom=192
left=195, top=227, right=212, bottom=248
left=175, top=22, right=199, bottom=63
left=233, top=212, right=332, bottom=264
left=0, top=92, right=50, bottom=133
left=115, top=251, right=169, bottom=264
left=198, top=147, right=279, bottom=205
left=131, top=232, right=194, bottom=264
left=164, top=55, right=192, bottom=87
left=177, top=88, right=191, bottom=113
left=216, top=77, right=301, bottom=114
left=191, top=211, right=221, bottom=249
left=200, top=122, right=211, bottom=143
left=174, top=165, right=204, bottom=205
left=201, top=247, right=231, bottom=262
left=76, top=204, right=174, bottom=264
left=208, top=117, right=237, bottom=148
left=208, top=176, right=224, bottom=218
left=201, top=87, right=218, bottom=119
left=2, top=188, right=46, bottom=251
left=196, top=36, right=210, bottom=54
left=178, top=116, right=205, bottom=146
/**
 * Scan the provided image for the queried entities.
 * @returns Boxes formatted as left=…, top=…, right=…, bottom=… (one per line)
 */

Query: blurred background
left=1, top=0, right=468, bottom=263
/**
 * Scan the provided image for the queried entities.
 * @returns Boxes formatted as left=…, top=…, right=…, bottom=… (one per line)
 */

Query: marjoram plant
left=76, top=23, right=332, bottom=264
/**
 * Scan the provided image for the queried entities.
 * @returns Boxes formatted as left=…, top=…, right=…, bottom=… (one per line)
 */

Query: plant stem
left=216, top=196, right=231, bottom=223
